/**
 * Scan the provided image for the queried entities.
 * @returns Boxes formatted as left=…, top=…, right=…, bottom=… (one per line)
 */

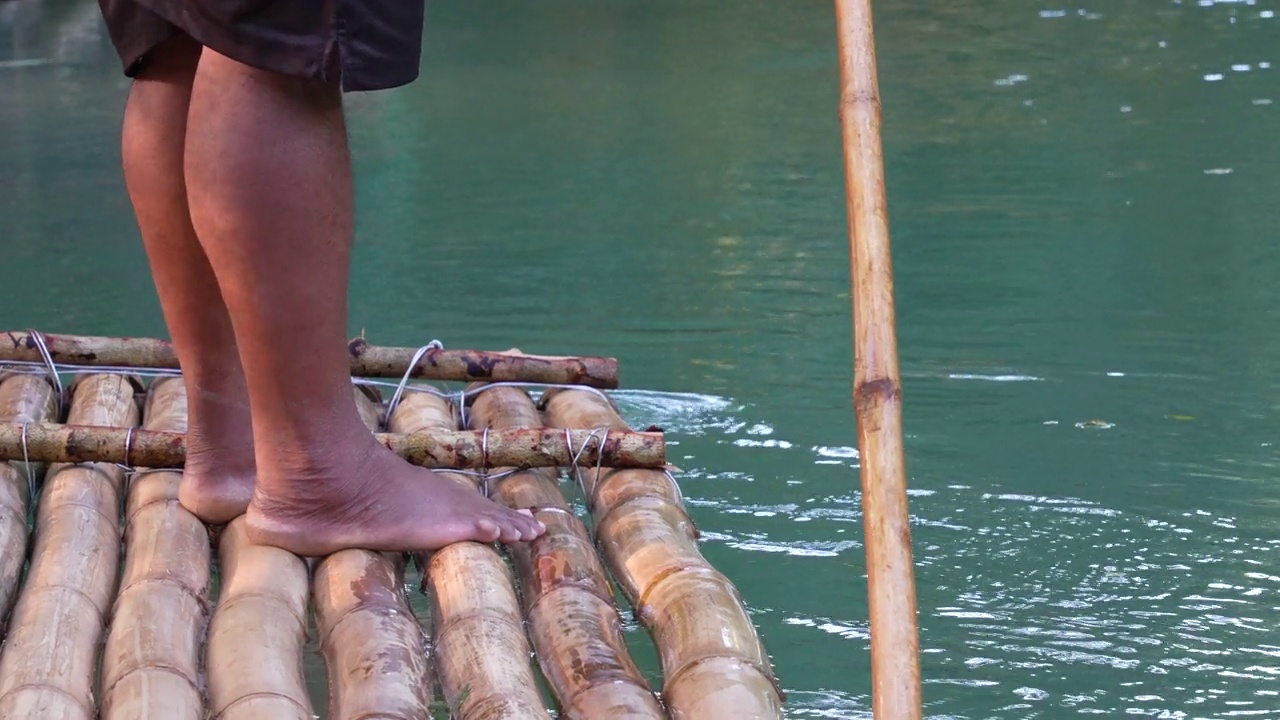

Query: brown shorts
left=97, top=0, right=426, bottom=92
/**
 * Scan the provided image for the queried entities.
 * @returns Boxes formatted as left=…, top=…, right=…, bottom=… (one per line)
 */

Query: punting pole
left=833, top=0, right=922, bottom=717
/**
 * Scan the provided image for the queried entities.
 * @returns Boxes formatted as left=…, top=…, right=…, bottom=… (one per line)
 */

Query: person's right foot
left=243, top=429, right=545, bottom=556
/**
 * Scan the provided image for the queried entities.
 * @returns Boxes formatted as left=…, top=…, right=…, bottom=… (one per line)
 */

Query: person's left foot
left=244, top=424, right=546, bottom=556
left=178, top=454, right=255, bottom=525
left=175, top=384, right=258, bottom=524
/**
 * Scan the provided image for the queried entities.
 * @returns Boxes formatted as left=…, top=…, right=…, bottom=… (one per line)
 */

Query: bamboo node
left=664, top=655, right=787, bottom=709
left=853, top=375, right=901, bottom=414
left=0, top=682, right=94, bottom=716
left=122, top=487, right=184, bottom=525
left=112, top=576, right=210, bottom=615
left=101, top=663, right=202, bottom=701
left=213, top=691, right=312, bottom=720
left=840, top=87, right=881, bottom=108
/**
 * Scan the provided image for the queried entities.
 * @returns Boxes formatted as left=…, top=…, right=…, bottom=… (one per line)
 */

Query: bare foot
left=177, top=391, right=257, bottom=525
left=243, top=431, right=546, bottom=556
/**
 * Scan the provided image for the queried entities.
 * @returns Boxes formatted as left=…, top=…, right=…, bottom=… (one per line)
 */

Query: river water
left=4, top=1, right=1280, bottom=717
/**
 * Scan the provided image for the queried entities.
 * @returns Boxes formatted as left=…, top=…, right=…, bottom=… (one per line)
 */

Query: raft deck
left=0, top=332, right=783, bottom=720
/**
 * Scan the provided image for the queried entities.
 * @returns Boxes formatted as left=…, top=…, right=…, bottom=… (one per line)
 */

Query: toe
left=488, top=509, right=538, bottom=543
left=514, top=510, right=546, bottom=540
left=496, top=520, right=524, bottom=544
left=474, top=517, right=502, bottom=542
left=513, top=508, right=546, bottom=539
left=527, top=517, right=547, bottom=539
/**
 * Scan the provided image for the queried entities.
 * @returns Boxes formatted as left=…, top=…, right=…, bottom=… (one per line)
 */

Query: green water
left=5, top=0, right=1280, bottom=717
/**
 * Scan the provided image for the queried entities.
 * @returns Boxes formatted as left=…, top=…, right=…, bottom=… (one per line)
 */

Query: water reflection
left=634, top=382, right=1280, bottom=717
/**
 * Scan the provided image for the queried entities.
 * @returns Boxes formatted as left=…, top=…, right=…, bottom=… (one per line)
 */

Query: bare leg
left=122, top=34, right=256, bottom=524
left=183, top=49, right=544, bottom=555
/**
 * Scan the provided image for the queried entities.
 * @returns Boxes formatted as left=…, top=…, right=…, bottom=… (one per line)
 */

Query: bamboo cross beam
left=834, top=0, right=923, bottom=718
left=0, top=422, right=665, bottom=470
left=0, top=331, right=619, bottom=389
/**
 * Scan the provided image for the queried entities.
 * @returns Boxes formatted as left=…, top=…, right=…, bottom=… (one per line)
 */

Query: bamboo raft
left=0, top=332, right=784, bottom=720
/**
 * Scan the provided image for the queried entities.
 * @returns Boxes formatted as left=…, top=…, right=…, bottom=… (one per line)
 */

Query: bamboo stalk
left=0, top=374, right=57, bottom=634
left=387, top=392, right=550, bottom=720
left=0, top=374, right=140, bottom=719
left=541, top=389, right=783, bottom=720
left=313, top=550, right=434, bottom=719
left=99, top=377, right=211, bottom=720
left=347, top=337, right=618, bottom=388
left=468, top=385, right=666, bottom=720
left=0, top=422, right=665, bottom=470
left=354, top=384, right=385, bottom=432
left=0, top=331, right=619, bottom=388
left=834, top=0, right=922, bottom=716
left=206, top=517, right=312, bottom=719
left=312, top=387, right=435, bottom=720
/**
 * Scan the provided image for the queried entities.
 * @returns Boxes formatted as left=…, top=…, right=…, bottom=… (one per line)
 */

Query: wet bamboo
left=468, top=384, right=665, bottom=720
left=99, top=377, right=210, bottom=719
left=206, top=519, right=311, bottom=719
left=0, top=373, right=57, bottom=633
left=0, top=331, right=619, bottom=388
left=0, top=374, right=140, bottom=719
left=542, top=389, right=783, bottom=720
left=312, top=387, right=435, bottom=719
left=835, top=0, right=922, bottom=716
left=0, top=422, right=664, bottom=470
left=387, top=391, right=550, bottom=720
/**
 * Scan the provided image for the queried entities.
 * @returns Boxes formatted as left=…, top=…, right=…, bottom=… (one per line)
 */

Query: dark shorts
left=97, top=0, right=426, bottom=92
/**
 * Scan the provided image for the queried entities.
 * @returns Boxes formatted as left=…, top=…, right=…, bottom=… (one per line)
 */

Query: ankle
left=252, top=418, right=382, bottom=490
left=181, top=373, right=252, bottom=432
left=186, top=373, right=250, bottom=410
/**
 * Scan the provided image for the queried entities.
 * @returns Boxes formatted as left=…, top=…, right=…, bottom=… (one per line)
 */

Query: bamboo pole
left=0, top=331, right=619, bottom=388
left=206, top=517, right=312, bottom=719
left=348, top=337, right=618, bottom=388
left=313, top=551, right=435, bottom=719
left=834, top=0, right=922, bottom=716
left=541, top=389, right=783, bottom=719
left=0, top=374, right=140, bottom=719
left=312, top=387, right=435, bottom=720
left=468, top=384, right=665, bottom=720
left=353, top=384, right=385, bottom=432
left=99, top=377, right=210, bottom=719
left=387, top=391, right=550, bottom=720
left=0, top=373, right=57, bottom=633
left=0, top=422, right=665, bottom=470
